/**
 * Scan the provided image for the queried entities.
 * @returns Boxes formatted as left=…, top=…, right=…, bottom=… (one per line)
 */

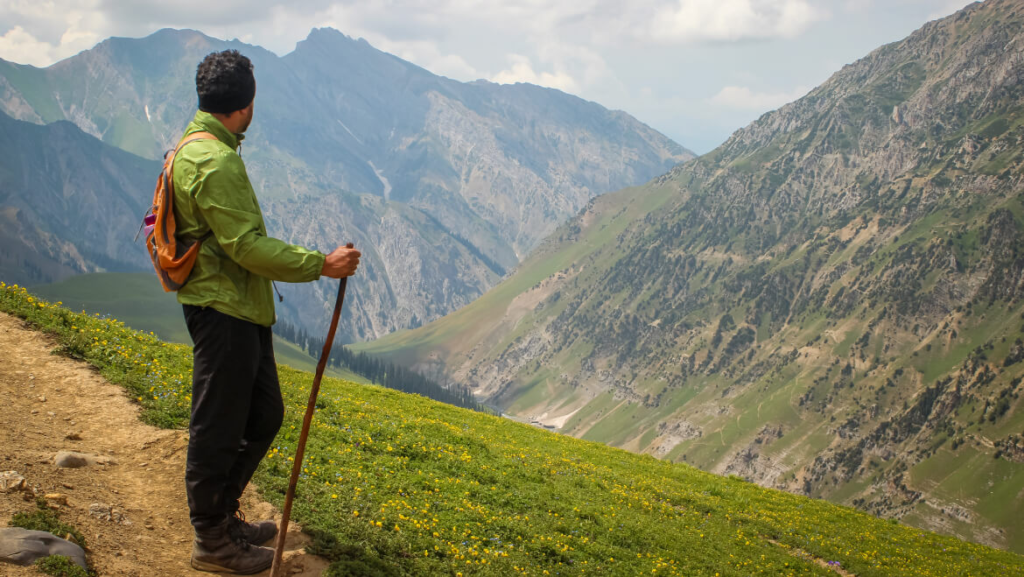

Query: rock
left=44, top=493, right=68, bottom=506
left=0, top=471, right=26, bottom=493
left=54, top=452, right=89, bottom=468
left=64, top=432, right=82, bottom=441
left=37, top=395, right=46, bottom=402
left=0, top=527, right=87, bottom=569
left=89, top=503, right=129, bottom=524
left=54, top=451, right=114, bottom=468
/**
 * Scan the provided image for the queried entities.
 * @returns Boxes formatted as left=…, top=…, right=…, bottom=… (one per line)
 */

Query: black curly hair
left=195, top=50, right=255, bottom=114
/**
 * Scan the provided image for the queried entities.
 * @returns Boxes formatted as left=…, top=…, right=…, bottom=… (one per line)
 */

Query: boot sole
left=191, top=557, right=273, bottom=575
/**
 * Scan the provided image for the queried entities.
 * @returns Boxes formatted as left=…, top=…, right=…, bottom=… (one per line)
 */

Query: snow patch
left=368, top=160, right=392, bottom=201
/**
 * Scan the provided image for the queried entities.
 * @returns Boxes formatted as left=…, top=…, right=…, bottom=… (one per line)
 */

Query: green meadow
left=2, top=281, right=1022, bottom=576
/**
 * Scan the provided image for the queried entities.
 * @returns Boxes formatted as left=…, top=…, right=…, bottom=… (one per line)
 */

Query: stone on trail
left=44, top=493, right=68, bottom=507
left=0, top=527, right=88, bottom=569
left=54, top=451, right=114, bottom=468
left=89, top=502, right=130, bottom=525
left=0, top=471, right=26, bottom=492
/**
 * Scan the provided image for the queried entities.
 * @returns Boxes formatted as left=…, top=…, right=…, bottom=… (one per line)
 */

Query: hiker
left=172, top=49, right=361, bottom=574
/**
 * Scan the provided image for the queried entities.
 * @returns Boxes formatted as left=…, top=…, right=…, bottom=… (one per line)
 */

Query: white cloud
left=491, top=54, right=580, bottom=92
left=0, top=0, right=104, bottom=66
left=650, top=0, right=826, bottom=43
left=0, top=25, right=100, bottom=67
left=710, top=84, right=810, bottom=110
left=0, top=27, right=60, bottom=67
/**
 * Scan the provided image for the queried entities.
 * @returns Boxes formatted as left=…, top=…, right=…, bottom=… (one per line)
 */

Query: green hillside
left=31, top=272, right=366, bottom=383
left=3, top=283, right=1023, bottom=575
left=356, top=0, right=1024, bottom=553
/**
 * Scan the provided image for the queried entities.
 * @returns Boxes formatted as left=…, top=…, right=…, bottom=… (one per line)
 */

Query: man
left=172, top=49, right=361, bottom=574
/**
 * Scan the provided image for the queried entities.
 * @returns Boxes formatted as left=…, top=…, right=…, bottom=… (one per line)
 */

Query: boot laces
left=227, top=512, right=252, bottom=550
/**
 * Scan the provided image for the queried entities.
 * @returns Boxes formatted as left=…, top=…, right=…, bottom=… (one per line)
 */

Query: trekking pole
left=270, top=245, right=352, bottom=577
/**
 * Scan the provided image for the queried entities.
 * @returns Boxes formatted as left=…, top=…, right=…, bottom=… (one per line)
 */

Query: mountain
left=0, top=28, right=692, bottom=340
left=357, top=0, right=1024, bottom=552
left=0, top=110, right=156, bottom=285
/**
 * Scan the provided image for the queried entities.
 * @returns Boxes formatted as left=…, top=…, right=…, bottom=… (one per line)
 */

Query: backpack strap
left=160, top=132, right=219, bottom=246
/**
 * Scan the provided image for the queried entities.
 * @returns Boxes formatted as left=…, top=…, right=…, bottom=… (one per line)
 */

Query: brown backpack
left=142, top=132, right=217, bottom=291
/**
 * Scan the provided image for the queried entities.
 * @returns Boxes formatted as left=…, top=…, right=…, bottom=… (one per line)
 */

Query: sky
left=0, top=0, right=977, bottom=153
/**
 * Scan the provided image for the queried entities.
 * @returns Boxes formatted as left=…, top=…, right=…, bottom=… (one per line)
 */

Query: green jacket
left=172, top=110, right=325, bottom=326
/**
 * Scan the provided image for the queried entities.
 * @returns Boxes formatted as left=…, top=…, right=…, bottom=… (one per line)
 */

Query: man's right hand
left=321, top=243, right=361, bottom=278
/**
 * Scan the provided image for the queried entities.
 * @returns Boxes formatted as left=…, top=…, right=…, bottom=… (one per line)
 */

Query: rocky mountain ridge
left=0, top=27, right=692, bottom=340
left=359, top=0, right=1024, bottom=551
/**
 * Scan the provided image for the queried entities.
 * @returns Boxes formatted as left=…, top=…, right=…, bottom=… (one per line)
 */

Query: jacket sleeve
left=192, top=150, right=325, bottom=283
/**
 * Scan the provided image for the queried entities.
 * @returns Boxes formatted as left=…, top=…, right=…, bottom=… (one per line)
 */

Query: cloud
left=0, top=0, right=106, bottom=65
left=0, top=26, right=62, bottom=67
left=650, top=0, right=826, bottom=43
left=491, top=54, right=580, bottom=93
left=710, top=84, right=810, bottom=110
left=0, top=21, right=101, bottom=67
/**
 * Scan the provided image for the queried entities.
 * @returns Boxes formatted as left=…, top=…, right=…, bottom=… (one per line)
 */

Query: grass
left=30, top=272, right=362, bottom=382
left=35, top=556, right=92, bottom=577
left=3, top=281, right=1024, bottom=575
left=31, top=272, right=193, bottom=344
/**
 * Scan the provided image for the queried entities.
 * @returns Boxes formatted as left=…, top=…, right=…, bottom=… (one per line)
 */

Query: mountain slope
left=0, top=110, right=155, bottom=285
left=0, top=28, right=692, bottom=340
left=358, top=0, right=1024, bottom=552
left=3, top=285, right=1024, bottom=575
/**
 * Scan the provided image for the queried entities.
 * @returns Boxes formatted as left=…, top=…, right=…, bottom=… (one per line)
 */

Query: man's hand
left=321, top=243, right=361, bottom=278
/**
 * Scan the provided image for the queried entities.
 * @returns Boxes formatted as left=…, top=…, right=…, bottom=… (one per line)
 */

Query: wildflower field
left=2, top=281, right=1022, bottom=576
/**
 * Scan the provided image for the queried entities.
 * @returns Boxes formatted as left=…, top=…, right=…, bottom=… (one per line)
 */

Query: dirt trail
left=0, top=312, right=329, bottom=576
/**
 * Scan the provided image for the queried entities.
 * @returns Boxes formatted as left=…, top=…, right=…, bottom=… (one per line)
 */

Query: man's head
left=196, top=50, right=256, bottom=133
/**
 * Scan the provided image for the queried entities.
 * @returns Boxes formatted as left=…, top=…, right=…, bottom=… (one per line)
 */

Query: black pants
left=183, top=305, right=284, bottom=530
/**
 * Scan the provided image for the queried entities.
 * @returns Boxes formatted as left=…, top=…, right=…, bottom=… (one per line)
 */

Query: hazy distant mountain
left=0, top=27, right=692, bottom=339
left=0, top=111, right=155, bottom=285
left=358, top=0, right=1024, bottom=551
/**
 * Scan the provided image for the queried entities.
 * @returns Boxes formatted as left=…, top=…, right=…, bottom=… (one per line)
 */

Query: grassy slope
left=3, top=283, right=1022, bottom=576
left=31, top=272, right=366, bottom=383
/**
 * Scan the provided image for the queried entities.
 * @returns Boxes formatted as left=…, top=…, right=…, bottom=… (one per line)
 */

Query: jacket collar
left=185, top=110, right=245, bottom=150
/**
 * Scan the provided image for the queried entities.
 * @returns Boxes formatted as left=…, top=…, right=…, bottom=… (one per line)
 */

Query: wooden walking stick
left=270, top=247, right=352, bottom=577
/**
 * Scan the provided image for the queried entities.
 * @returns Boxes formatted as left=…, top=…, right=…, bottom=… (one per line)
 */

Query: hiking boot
left=191, top=517, right=274, bottom=574
left=228, top=510, right=278, bottom=545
